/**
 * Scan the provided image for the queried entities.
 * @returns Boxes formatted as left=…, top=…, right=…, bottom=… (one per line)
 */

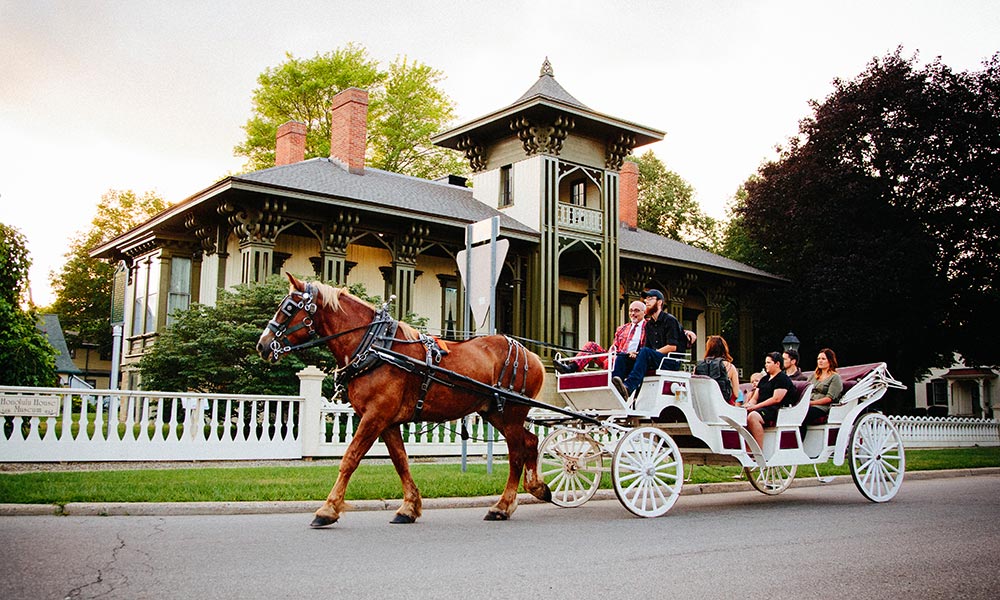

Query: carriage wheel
left=539, top=429, right=605, bottom=508
left=849, top=412, right=906, bottom=502
left=611, top=426, right=684, bottom=518
left=744, top=464, right=797, bottom=495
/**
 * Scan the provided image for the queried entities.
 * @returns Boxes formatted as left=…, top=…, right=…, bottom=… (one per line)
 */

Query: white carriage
left=539, top=353, right=908, bottom=517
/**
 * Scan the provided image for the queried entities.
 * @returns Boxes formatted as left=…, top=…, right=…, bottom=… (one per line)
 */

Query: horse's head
left=256, top=273, right=322, bottom=363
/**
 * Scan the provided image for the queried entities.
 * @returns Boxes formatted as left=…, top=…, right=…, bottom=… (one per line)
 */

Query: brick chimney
left=275, top=121, right=307, bottom=166
left=329, top=87, right=368, bottom=174
left=619, top=160, right=639, bottom=228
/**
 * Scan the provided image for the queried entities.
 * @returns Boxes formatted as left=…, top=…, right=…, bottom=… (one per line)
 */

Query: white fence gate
left=2, top=366, right=998, bottom=462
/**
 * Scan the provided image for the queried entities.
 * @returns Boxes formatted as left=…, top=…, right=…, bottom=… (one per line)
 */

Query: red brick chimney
left=619, top=161, right=639, bottom=228
left=329, top=87, right=368, bottom=174
left=275, top=121, right=307, bottom=166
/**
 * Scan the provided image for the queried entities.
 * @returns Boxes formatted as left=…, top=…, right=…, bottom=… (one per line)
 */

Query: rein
left=267, top=285, right=599, bottom=425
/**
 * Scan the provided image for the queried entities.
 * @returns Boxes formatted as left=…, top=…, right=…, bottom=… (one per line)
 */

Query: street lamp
left=781, top=331, right=800, bottom=352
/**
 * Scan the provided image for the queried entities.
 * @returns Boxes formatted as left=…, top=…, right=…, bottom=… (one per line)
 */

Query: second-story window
left=499, top=165, right=513, bottom=207
left=570, top=180, right=585, bottom=206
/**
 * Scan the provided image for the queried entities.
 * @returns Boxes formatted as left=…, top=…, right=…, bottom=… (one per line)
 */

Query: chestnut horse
left=256, top=274, right=552, bottom=527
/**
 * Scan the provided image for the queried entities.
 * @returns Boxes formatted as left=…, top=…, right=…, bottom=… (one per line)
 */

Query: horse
left=256, top=273, right=553, bottom=527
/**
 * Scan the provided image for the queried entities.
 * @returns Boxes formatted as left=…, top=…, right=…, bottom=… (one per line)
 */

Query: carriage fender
left=831, top=397, right=882, bottom=466
left=719, top=415, right=767, bottom=468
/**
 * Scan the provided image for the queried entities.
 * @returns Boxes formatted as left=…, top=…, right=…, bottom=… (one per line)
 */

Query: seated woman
left=800, top=348, right=844, bottom=438
left=695, top=335, right=741, bottom=404
left=744, top=351, right=795, bottom=450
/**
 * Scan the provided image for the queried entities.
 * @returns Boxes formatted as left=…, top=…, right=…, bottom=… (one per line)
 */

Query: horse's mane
left=308, top=281, right=420, bottom=342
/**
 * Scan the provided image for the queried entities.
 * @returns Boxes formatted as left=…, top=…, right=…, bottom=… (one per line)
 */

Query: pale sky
left=2, top=0, right=998, bottom=306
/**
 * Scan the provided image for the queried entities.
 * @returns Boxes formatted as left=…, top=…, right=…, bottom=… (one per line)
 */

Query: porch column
left=600, top=169, right=621, bottom=344
left=321, top=209, right=359, bottom=285
left=538, top=156, right=560, bottom=355
left=239, top=241, right=274, bottom=285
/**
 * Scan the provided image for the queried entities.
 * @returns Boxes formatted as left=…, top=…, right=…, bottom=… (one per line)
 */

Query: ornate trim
left=456, top=135, right=487, bottom=172
left=184, top=214, right=217, bottom=255
left=396, top=223, right=429, bottom=266
left=667, top=272, right=699, bottom=302
left=324, top=209, right=360, bottom=255
left=606, top=132, right=636, bottom=170
left=218, top=198, right=287, bottom=244
left=510, top=114, right=575, bottom=156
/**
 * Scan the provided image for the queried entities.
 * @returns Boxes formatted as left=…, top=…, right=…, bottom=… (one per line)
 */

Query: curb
left=3, top=467, right=998, bottom=518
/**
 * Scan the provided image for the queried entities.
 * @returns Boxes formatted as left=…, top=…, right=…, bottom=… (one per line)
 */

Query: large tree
left=47, top=190, right=167, bottom=355
left=631, top=151, right=720, bottom=250
left=726, top=49, right=1000, bottom=404
left=0, top=223, right=56, bottom=386
left=234, top=45, right=467, bottom=178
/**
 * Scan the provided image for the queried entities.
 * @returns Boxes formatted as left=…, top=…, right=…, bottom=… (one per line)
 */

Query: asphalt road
left=2, top=474, right=998, bottom=600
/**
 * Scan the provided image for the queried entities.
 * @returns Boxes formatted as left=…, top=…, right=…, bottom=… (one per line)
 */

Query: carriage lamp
left=781, top=331, right=800, bottom=352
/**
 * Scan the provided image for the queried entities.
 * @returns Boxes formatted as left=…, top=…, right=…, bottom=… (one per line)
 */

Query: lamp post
left=781, top=331, right=800, bottom=353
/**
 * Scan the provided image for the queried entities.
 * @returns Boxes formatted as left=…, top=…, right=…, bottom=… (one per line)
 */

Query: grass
left=0, top=447, right=997, bottom=505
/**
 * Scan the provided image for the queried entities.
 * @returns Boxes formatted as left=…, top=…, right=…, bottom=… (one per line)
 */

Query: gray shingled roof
left=37, top=314, right=82, bottom=375
left=236, top=158, right=778, bottom=281
left=619, top=226, right=783, bottom=282
left=514, top=72, right=589, bottom=108
left=234, top=158, right=538, bottom=237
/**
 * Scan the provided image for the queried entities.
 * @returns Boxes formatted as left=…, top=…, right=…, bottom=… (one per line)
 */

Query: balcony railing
left=557, top=204, right=602, bottom=233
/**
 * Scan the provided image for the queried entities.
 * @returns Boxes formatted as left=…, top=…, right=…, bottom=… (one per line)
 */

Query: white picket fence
left=1, top=366, right=997, bottom=462
left=890, top=415, right=1000, bottom=448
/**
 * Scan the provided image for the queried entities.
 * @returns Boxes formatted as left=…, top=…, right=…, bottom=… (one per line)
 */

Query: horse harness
left=266, top=285, right=539, bottom=422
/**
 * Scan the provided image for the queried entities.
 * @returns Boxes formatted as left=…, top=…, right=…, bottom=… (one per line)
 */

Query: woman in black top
left=744, top=351, right=795, bottom=450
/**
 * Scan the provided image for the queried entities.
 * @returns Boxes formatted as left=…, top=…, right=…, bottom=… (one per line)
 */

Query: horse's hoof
left=541, top=486, right=552, bottom=503
left=390, top=513, right=416, bottom=524
left=483, top=510, right=509, bottom=521
left=310, top=515, right=338, bottom=528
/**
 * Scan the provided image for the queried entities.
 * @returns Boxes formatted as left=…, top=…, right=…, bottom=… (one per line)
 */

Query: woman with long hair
left=801, top=348, right=844, bottom=439
left=697, top=335, right=741, bottom=404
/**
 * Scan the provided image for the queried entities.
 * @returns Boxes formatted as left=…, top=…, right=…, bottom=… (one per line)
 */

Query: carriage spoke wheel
left=850, top=412, right=906, bottom=502
left=539, top=429, right=605, bottom=508
left=744, top=464, right=797, bottom=495
left=611, top=427, right=683, bottom=518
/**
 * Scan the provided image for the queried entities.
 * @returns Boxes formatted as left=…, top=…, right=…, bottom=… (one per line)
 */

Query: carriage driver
left=612, top=289, right=688, bottom=399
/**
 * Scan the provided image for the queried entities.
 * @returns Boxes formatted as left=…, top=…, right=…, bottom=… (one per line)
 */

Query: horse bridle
left=265, top=284, right=324, bottom=361
left=266, top=285, right=397, bottom=363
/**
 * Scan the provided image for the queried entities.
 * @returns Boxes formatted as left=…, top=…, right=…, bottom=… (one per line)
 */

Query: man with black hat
left=612, top=288, right=688, bottom=399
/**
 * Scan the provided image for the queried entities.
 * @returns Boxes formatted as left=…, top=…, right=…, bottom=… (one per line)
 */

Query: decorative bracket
left=456, top=136, right=487, bottom=172
left=510, top=114, right=575, bottom=156
left=606, top=132, right=636, bottom=170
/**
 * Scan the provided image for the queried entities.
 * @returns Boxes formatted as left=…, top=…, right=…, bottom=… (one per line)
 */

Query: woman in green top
left=801, top=348, right=844, bottom=438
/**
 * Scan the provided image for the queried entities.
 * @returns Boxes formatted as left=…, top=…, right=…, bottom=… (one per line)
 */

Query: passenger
left=782, top=348, right=807, bottom=381
left=612, top=289, right=688, bottom=399
left=554, top=300, right=648, bottom=374
left=744, top=351, right=795, bottom=450
left=695, top=335, right=740, bottom=404
left=800, top=348, right=844, bottom=438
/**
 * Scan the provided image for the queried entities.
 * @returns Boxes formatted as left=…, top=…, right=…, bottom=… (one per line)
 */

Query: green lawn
left=1, top=447, right=997, bottom=505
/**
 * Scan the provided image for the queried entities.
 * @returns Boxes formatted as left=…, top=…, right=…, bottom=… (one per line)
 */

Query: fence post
left=297, top=365, right=327, bottom=458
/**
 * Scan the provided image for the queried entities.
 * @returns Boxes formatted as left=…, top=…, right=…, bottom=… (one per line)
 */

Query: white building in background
left=914, top=358, right=996, bottom=418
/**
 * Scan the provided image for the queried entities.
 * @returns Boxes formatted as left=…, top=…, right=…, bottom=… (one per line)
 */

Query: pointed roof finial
left=540, top=57, right=553, bottom=77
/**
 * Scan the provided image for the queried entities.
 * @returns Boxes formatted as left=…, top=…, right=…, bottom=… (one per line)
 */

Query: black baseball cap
left=641, top=289, right=664, bottom=300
